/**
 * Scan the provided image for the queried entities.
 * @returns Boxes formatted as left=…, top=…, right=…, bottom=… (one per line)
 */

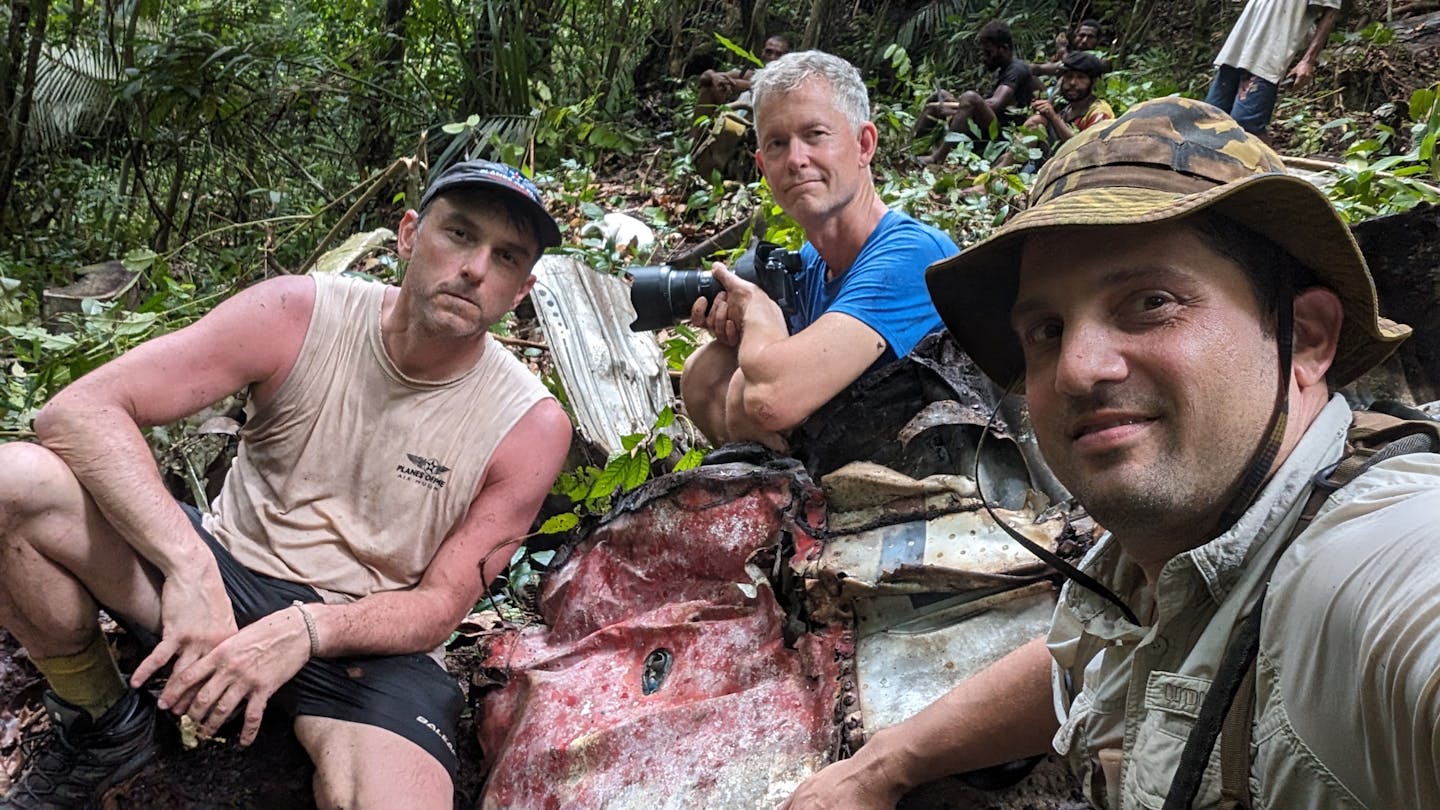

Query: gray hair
left=752, top=50, right=870, bottom=132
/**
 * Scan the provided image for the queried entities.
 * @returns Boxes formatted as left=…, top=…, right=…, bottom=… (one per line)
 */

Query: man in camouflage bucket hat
left=783, top=97, right=1439, bottom=809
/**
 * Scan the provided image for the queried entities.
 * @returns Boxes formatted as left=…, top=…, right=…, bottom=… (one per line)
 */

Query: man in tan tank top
left=0, top=160, right=572, bottom=809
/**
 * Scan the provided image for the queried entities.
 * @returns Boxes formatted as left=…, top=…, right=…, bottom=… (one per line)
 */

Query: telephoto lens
left=626, top=266, right=722, bottom=332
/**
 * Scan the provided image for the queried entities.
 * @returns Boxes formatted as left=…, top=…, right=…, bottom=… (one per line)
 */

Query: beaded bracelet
left=291, top=600, right=320, bottom=658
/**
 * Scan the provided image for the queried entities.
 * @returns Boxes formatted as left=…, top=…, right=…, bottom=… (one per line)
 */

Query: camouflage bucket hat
left=926, top=96, right=1410, bottom=388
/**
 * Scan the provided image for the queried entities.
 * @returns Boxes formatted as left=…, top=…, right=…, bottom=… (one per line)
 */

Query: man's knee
left=300, top=717, right=451, bottom=810
left=0, top=442, right=76, bottom=525
left=957, top=90, right=984, bottom=107
left=680, top=343, right=735, bottom=408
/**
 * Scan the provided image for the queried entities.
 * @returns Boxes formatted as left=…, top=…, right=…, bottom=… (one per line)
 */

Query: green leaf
left=122, top=248, right=157, bottom=273
left=674, top=448, right=706, bottom=472
left=655, top=406, right=675, bottom=429
left=715, top=33, right=762, bottom=68
left=539, top=512, right=579, bottom=534
left=589, top=458, right=628, bottom=498
left=441, top=122, right=467, bottom=134
left=654, top=434, right=673, bottom=459
left=620, top=451, right=650, bottom=490
left=620, top=432, right=643, bottom=452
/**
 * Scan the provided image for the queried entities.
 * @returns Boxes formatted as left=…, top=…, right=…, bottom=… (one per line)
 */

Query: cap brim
left=926, top=173, right=1410, bottom=388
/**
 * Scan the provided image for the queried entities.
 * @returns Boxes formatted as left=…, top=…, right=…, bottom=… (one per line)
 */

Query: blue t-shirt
left=786, top=211, right=958, bottom=364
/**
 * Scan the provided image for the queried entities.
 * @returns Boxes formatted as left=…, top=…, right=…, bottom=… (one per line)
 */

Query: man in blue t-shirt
left=680, top=50, right=959, bottom=452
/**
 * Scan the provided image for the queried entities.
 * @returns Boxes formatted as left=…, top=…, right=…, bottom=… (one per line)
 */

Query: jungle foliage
left=2, top=0, right=1437, bottom=581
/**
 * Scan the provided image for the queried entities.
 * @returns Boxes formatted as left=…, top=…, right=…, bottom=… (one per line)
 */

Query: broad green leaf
left=620, top=452, right=650, bottom=490
left=715, top=34, right=762, bottom=68
left=122, top=248, right=157, bottom=273
left=589, top=458, right=627, bottom=498
left=654, top=434, right=673, bottom=459
left=675, top=448, right=706, bottom=472
left=655, top=406, right=675, bottom=429
left=539, top=512, right=579, bottom=534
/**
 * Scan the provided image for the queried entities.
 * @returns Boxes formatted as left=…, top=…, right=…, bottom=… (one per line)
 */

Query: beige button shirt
left=1048, top=395, right=1440, bottom=808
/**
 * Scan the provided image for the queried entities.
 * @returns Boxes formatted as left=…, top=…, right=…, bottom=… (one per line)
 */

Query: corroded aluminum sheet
left=478, top=462, right=840, bottom=809
left=530, top=256, right=672, bottom=456
left=805, top=503, right=1060, bottom=598
left=852, top=582, right=1057, bottom=737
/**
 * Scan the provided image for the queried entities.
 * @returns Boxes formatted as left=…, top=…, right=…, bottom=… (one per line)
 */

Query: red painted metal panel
left=478, top=463, right=840, bottom=808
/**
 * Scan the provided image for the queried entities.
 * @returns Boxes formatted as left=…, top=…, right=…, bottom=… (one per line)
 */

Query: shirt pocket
left=1126, top=671, right=1224, bottom=809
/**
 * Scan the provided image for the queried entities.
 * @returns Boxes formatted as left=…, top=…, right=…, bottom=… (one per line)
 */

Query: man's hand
left=159, top=604, right=313, bottom=746
left=687, top=263, right=785, bottom=347
left=130, top=568, right=238, bottom=691
left=782, top=746, right=909, bottom=810
left=1032, top=99, right=1059, bottom=122
left=1286, top=58, right=1315, bottom=91
left=688, top=263, right=740, bottom=347
left=711, top=267, right=782, bottom=330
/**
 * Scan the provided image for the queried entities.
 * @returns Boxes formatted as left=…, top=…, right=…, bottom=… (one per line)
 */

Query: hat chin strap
left=1211, top=288, right=1294, bottom=539
left=975, top=289, right=1295, bottom=628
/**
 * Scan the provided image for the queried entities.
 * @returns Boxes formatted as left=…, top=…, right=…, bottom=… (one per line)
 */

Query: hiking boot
left=1, top=689, right=160, bottom=809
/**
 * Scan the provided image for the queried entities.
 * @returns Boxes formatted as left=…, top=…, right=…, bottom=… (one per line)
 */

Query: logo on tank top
left=397, top=453, right=451, bottom=489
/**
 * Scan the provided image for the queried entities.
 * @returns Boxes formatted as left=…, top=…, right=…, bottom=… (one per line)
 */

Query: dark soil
left=0, top=629, right=492, bottom=808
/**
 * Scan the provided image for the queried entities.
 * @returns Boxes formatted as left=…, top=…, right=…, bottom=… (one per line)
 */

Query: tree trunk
left=0, top=0, right=52, bottom=223
left=801, top=0, right=828, bottom=50
left=353, top=0, right=412, bottom=175
left=745, top=0, right=771, bottom=52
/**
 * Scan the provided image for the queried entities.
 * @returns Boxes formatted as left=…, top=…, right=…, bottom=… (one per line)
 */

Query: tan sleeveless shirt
left=205, top=274, right=552, bottom=602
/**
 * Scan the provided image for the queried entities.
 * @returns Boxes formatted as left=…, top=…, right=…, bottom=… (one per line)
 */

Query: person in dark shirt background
left=914, top=20, right=1034, bottom=166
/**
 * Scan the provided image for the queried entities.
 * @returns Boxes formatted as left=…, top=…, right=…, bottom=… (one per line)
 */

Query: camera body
left=627, top=242, right=804, bottom=332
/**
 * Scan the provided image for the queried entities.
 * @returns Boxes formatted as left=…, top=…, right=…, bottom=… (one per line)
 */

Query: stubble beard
left=1060, top=415, right=1262, bottom=554
left=418, top=284, right=492, bottom=341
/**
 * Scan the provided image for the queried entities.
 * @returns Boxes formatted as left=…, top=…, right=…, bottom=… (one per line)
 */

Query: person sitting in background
left=913, top=20, right=1033, bottom=167
left=691, top=34, right=792, bottom=140
left=691, top=35, right=793, bottom=180
left=1027, top=52, right=1113, bottom=149
left=1031, top=18, right=1103, bottom=79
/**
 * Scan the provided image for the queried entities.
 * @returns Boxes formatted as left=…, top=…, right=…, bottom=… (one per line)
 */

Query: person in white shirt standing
left=1204, top=0, right=1340, bottom=134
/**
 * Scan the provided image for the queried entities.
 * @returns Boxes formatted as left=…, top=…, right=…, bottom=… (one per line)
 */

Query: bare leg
left=297, top=716, right=452, bottom=810
left=692, top=75, right=741, bottom=142
left=722, top=365, right=789, bottom=452
left=910, top=90, right=957, bottom=147
left=0, top=442, right=163, bottom=659
left=680, top=340, right=739, bottom=445
left=921, top=90, right=998, bottom=165
left=680, top=341, right=788, bottom=450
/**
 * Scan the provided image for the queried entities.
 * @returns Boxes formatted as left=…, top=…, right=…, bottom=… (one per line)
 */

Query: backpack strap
left=1218, top=659, right=1256, bottom=809
left=1163, top=412, right=1440, bottom=809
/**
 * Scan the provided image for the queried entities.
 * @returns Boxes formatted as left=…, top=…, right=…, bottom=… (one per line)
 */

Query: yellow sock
left=32, top=633, right=127, bottom=720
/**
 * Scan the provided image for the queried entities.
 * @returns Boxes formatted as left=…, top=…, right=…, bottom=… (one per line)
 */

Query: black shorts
left=123, top=504, right=463, bottom=778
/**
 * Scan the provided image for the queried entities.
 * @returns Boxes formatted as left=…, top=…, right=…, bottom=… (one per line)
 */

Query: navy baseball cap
left=419, top=159, right=562, bottom=249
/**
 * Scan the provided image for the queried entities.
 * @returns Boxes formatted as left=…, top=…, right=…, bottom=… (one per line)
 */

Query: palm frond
left=27, top=44, right=121, bottom=153
left=434, top=113, right=540, bottom=169
left=896, top=0, right=972, bottom=51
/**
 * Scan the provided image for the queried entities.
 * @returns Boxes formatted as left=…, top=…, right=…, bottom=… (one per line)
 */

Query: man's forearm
left=307, top=586, right=465, bottom=657
left=735, top=316, right=793, bottom=388
left=34, top=401, right=214, bottom=576
left=1301, top=8, right=1339, bottom=64
left=863, top=637, right=1057, bottom=790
